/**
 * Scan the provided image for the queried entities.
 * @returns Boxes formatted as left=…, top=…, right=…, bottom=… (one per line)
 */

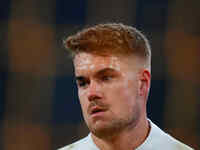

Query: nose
left=87, top=80, right=103, bottom=102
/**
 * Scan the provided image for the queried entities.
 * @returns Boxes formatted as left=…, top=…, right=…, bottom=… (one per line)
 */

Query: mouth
left=90, top=107, right=106, bottom=115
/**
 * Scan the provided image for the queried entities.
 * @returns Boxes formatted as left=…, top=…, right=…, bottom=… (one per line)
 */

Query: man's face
left=74, top=52, right=150, bottom=137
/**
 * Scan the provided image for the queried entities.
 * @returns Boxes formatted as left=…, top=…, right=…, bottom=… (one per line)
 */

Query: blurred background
left=0, top=0, right=199, bottom=149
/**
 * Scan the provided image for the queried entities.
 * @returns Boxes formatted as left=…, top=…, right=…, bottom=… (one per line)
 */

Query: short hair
left=63, top=23, right=151, bottom=65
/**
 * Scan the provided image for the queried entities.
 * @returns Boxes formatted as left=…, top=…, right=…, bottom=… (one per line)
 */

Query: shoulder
left=160, top=132, right=194, bottom=150
left=155, top=126, right=193, bottom=149
left=149, top=120, right=193, bottom=150
left=58, top=136, right=89, bottom=150
left=58, top=134, right=99, bottom=150
left=137, top=120, right=194, bottom=150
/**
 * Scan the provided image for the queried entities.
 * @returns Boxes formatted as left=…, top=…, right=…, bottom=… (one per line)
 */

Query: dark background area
left=0, top=0, right=199, bottom=149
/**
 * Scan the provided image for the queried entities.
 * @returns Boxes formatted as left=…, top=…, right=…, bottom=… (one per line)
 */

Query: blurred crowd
left=0, top=0, right=199, bottom=149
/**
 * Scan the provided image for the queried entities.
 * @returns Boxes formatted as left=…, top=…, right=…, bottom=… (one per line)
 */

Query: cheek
left=120, top=77, right=138, bottom=96
left=109, top=79, right=138, bottom=109
left=78, top=90, right=88, bottom=113
left=78, top=88, right=85, bottom=98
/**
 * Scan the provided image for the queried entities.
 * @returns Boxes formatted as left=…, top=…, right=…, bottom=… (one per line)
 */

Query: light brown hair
left=63, top=23, right=151, bottom=65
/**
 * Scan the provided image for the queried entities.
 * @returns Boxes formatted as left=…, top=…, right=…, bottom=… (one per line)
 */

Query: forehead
left=73, top=52, right=135, bottom=75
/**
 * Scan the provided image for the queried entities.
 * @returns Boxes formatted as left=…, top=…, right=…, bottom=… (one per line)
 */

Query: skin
left=74, top=52, right=151, bottom=150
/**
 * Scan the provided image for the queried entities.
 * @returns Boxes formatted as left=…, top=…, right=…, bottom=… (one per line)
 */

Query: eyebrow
left=95, top=67, right=117, bottom=75
left=75, top=68, right=118, bottom=81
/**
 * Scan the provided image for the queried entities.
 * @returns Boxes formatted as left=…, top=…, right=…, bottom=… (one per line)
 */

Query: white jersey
left=58, top=120, right=194, bottom=150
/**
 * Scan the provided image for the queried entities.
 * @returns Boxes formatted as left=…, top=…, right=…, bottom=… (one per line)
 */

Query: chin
left=91, top=127, right=113, bottom=138
left=89, top=121, right=123, bottom=138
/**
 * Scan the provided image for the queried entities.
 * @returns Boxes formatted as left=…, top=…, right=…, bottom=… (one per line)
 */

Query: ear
left=138, top=69, right=151, bottom=98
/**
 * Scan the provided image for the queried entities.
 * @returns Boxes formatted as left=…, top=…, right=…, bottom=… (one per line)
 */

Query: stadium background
left=0, top=0, right=199, bottom=149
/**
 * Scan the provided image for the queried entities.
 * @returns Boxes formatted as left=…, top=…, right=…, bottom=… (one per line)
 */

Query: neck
left=91, top=116, right=150, bottom=150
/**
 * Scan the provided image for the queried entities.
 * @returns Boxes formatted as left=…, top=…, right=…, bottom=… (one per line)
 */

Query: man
left=59, top=23, right=193, bottom=150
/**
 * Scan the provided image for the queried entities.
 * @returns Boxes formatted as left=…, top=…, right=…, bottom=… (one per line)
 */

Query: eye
left=101, top=75, right=113, bottom=82
left=77, top=79, right=89, bottom=88
left=78, top=81, right=87, bottom=87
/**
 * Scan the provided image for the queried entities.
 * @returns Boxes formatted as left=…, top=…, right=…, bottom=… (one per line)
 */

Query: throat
left=91, top=119, right=150, bottom=150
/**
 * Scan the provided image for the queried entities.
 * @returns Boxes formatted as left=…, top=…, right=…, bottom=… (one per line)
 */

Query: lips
left=89, top=106, right=106, bottom=115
